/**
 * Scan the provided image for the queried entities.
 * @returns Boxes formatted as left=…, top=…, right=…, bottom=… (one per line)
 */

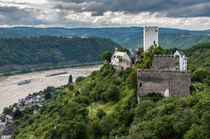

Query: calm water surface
left=0, top=65, right=101, bottom=113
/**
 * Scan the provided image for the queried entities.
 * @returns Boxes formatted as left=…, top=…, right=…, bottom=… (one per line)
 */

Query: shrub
left=76, top=76, right=85, bottom=84
left=97, top=109, right=106, bottom=119
left=192, top=68, right=207, bottom=82
left=103, top=85, right=120, bottom=102
left=102, top=51, right=113, bottom=62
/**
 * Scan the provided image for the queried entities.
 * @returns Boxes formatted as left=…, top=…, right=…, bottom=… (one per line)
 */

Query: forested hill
left=0, top=27, right=209, bottom=49
left=0, top=36, right=120, bottom=67
left=184, top=41, right=210, bottom=68
left=4, top=45, right=209, bottom=139
left=122, top=33, right=210, bottom=49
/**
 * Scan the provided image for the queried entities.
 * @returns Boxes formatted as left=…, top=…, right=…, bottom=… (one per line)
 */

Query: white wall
left=174, top=51, right=187, bottom=72
left=144, top=26, right=158, bottom=52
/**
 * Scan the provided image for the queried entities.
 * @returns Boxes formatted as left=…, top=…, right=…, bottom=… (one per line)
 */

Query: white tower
left=143, top=26, right=158, bottom=52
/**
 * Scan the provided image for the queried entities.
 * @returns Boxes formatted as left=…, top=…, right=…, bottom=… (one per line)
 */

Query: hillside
left=184, top=41, right=210, bottom=68
left=5, top=46, right=210, bottom=139
left=0, top=27, right=209, bottom=49
left=10, top=65, right=210, bottom=139
left=0, top=36, right=120, bottom=72
left=121, top=33, right=210, bottom=49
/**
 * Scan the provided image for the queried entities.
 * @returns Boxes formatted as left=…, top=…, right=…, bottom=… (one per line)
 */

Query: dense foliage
left=0, top=36, right=120, bottom=66
left=101, top=51, right=113, bottom=63
left=5, top=44, right=210, bottom=139
left=184, top=41, right=210, bottom=68
left=11, top=63, right=210, bottom=139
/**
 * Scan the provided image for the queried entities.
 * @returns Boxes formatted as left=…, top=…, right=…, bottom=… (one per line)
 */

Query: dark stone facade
left=137, top=55, right=191, bottom=103
left=137, top=69, right=191, bottom=103
left=152, top=55, right=180, bottom=71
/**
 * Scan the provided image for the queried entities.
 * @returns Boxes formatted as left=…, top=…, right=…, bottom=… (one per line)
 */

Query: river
left=0, top=65, right=101, bottom=113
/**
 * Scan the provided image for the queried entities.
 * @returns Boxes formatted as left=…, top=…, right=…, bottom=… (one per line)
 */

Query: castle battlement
left=137, top=69, right=191, bottom=73
left=154, top=55, right=179, bottom=57
left=144, top=26, right=158, bottom=30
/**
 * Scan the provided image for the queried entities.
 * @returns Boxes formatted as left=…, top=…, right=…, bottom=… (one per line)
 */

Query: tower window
left=139, top=82, right=142, bottom=87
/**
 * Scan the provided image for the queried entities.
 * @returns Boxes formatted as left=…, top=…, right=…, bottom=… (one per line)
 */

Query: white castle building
left=144, top=26, right=158, bottom=51
left=174, top=50, right=188, bottom=72
left=110, top=48, right=132, bottom=70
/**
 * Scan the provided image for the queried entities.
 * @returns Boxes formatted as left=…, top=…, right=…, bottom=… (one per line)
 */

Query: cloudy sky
left=0, top=0, right=209, bottom=30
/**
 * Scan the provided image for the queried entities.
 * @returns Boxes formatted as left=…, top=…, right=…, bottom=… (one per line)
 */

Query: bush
left=192, top=68, right=207, bottom=82
left=102, top=51, right=113, bottom=62
left=76, top=76, right=85, bottom=84
left=97, top=109, right=106, bottom=120
left=103, top=85, right=120, bottom=102
left=100, top=115, right=115, bottom=136
left=74, top=96, right=90, bottom=106
left=126, top=69, right=137, bottom=90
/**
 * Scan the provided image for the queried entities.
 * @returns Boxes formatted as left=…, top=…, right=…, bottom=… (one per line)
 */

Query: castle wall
left=152, top=55, right=180, bottom=71
left=137, top=69, right=191, bottom=103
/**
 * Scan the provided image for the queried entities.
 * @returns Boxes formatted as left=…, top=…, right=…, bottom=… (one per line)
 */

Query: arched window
left=139, top=82, right=142, bottom=87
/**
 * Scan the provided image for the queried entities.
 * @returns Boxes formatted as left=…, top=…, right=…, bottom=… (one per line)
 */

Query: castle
left=110, top=26, right=191, bottom=103
left=137, top=26, right=191, bottom=103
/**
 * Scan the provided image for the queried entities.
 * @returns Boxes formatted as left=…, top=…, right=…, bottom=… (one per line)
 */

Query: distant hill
left=122, top=33, right=210, bottom=49
left=0, top=36, right=120, bottom=71
left=0, top=27, right=209, bottom=49
left=184, top=41, right=210, bottom=68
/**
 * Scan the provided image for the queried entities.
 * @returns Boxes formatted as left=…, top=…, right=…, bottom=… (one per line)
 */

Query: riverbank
left=0, top=64, right=102, bottom=113
left=0, top=62, right=103, bottom=77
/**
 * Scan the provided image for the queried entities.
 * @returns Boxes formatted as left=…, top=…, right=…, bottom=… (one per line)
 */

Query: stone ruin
left=137, top=55, right=191, bottom=103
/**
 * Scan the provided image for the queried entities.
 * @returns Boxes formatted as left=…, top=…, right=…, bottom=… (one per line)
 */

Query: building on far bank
left=110, top=48, right=132, bottom=70
left=144, top=26, right=158, bottom=52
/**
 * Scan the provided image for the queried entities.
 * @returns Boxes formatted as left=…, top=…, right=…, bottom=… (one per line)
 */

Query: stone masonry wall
left=137, top=69, right=191, bottom=103
left=152, top=55, right=180, bottom=71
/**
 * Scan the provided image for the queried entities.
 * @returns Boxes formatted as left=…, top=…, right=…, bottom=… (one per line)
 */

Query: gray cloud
left=0, top=6, right=43, bottom=25
left=51, top=0, right=210, bottom=17
left=0, top=0, right=209, bottom=29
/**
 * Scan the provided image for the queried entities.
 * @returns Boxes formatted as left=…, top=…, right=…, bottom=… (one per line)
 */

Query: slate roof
left=177, top=50, right=185, bottom=56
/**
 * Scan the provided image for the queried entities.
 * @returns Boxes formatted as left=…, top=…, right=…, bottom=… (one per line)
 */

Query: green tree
left=97, top=109, right=106, bottom=119
left=184, top=124, right=208, bottom=139
left=44, top=92, right=51, bottom=100
left=71, top=121, right=89, bottom=139
left=104, top=85, right=120, bottom=102
left=13, top=109, right=23, bottom=119
left=69, top=75, right=73, bottom=83
left=100, top=115, right=115, bottom=136
left=102, top=51, right=113, bottom=62
left=192, top=68, right=207, bottom=82
left=91, top=120, right=102, bottom=139
left=118, top=48, right=130, bottom=55
left=126, top=68, right=137, bottom=89
left=3, top=107, right=13, bottom=115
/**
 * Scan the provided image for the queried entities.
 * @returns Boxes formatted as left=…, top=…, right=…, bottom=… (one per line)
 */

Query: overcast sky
left=0, top=0, right=209, bottom=30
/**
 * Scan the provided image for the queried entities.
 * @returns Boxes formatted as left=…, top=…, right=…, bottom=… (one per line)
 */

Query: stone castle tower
left=143, top=26, right=158, bottom=52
